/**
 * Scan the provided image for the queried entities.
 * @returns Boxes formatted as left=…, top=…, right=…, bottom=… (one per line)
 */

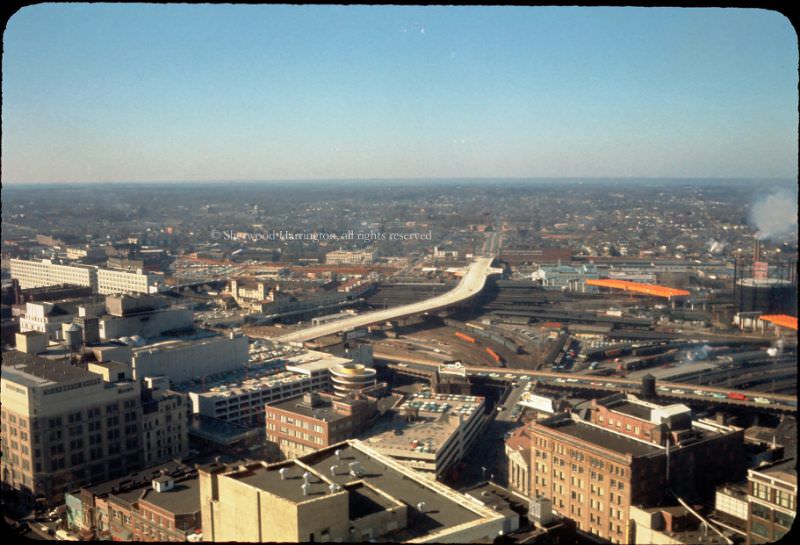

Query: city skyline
left=2, top=5, right=797, bottom=184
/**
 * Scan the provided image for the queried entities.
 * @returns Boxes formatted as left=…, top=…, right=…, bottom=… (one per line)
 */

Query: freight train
left=615, top=348, right=680, bottom=373
left=485, top=347, right=504, bottom=365
left=454, top=332, right=477, bottom=343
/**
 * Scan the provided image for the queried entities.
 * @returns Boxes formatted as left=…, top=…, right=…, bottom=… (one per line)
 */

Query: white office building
left=11, top=258, right=97, bottom=291
left=10, top=258, right=164, bottom=295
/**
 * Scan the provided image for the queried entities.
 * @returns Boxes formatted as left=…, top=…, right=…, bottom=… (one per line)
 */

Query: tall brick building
left=528, top=394, right=745, bottom=544
left=746, top=458, right=796, bottom=544
left=1, top=352, right=144, bottom=503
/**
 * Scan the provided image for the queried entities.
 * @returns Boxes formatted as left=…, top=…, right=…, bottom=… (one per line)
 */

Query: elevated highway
left=277, top=257, right=502, bottom=343
left=377, top=357, right=797, bottom=414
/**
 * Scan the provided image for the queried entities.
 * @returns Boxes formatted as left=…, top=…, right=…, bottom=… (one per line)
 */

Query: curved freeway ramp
left=277, top=257, right=501, bottom=343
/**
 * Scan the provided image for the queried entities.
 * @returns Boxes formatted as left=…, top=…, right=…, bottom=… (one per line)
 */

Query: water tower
left=734, top=238, right=796, bottom=315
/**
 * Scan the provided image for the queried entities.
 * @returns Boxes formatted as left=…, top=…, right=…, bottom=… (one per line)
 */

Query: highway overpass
left=277, top=257, right=502, bottom=343
left=378, top=358, right=797, bottom=414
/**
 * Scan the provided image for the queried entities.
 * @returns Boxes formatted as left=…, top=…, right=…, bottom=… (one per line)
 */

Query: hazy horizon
left=3, top=5, right=797, bottom=184
left=3, top=176, right=796, bottom=190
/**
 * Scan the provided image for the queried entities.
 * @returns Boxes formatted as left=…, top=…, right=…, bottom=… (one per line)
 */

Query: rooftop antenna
left=302, top=471, right=311, bottom=485
left=301, top=482, right=310, bottom=496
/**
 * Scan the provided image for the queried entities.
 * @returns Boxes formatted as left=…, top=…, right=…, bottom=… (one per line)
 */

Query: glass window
left=753, top=482, right=770, bottom=501
left=751, top=520, right=769, bottom=538
left=775, top=490, right=795, bottom=510
left=751, top=503, right=770, bottom=520
left=774, top=511, right=793, bottom=529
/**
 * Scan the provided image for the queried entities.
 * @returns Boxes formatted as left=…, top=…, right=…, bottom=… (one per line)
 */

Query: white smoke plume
left=706, top=239, right=727, bottom=254
left=750, top=190, right=798, bottom=240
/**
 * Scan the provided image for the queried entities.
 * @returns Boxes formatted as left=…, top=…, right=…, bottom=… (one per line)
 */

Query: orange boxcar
left=486, top=347, right=502, bottom=363
left=454, top=332, right=476, bottom=343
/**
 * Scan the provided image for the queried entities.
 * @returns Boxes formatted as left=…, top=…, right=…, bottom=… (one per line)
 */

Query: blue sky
left=2, top=4, right=797, bottom=183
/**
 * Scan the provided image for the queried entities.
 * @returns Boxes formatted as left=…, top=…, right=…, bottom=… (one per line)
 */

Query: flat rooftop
left=176, top=367, right=315, bottom=398
left=300, top=443, right=483, bottom=540
left=359, top=389, right=483, bottom=455
left=82, top=460, right=194, bottom=499
left=172, top=347, right=344, bottom=397
left=607, top=399, right=652, bottom=420
left=283, top=349, right=353, bottom=373
left=248, top=342, right=305, bottom=364
left=753, top=458, right=797, bottom=485
left=138, top=477, right=202, bottom=516
left=268, top=394, right=352, bottom=423
left=347, top=482, right=398, bottom=520
left=540, top=416, right=663, bottom=457
left=2, top=351, right=100, bottom=388
left=463, top=482, right=528, bottom=519
left=132, top=330, right=229, bottom=353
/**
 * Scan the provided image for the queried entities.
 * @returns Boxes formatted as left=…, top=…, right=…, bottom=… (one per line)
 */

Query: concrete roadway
left=379, top=357, right=797, bottom=411
left=277, top=257, right=501, bottom=343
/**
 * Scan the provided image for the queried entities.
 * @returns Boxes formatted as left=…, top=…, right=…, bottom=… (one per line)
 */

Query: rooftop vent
left=152, top=475, right=174, bottom=493
left=279, top=467, right=288, bottom=480
left=417, top=501, right=427, bottom=513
